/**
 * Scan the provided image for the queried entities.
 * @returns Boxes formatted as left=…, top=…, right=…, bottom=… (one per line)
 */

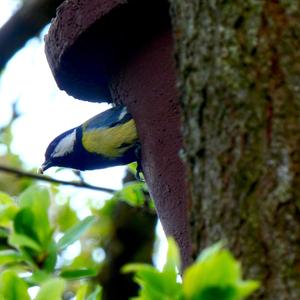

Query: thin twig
left=0, top=165, right=116, bottom=194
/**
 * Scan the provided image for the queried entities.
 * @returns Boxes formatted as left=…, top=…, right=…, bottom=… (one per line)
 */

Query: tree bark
left=170, top=1, right=300, bottom=299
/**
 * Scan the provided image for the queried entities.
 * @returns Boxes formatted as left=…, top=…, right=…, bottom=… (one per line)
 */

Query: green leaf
left=125, top=239, right=259, bottom=300
left=19, top=185, right=50, bottom=210
left=197, top=241, right=224, bottom=262
left=43, top=241, right=57, bottom=272
left=0, top=227, right=8, bottom=238
left=127, top=162, right=139, bottom=176
left=236, top=281, right=260, bottom=299
left=0, top=192, right=18, bottom=226
left=124, top=264, right=170, bottom=299
left=0, top=204, right=18, bottom=226
left=18, top=185, right=53, bottom=248
left=0, top=191, right=15, bottom=205
left=60, top=268, right=97, bottom=279
left=191, top=286, right=236, bottom=300
left=116, top=182, right=146, bottom=207
left=0, top=270, right=30, bottom=300
left=28, top=270, right=52, bottom=285
left=56, top=203, right=79, bottom=231
left=184, top=250, right=238, bottom=295
left=75, top=284, right=88, bottom=300
left=75, top=284, right=102, bottom=300
left=0, top=250, right=23, bottom=265
left=9, top=232, right=42, bottom=252
left=57, top=216, right=96, bottom=250
left=124, top=238, right=182, bottom=299
left=183, top=243, right=260, bottom=300
left=35, top=278, right=65, bottom=300
left=86, top=285, right=102, bottom=300
left=14, top=208, right=39, bottom=242
left=163, top=237, right=181, bottom=277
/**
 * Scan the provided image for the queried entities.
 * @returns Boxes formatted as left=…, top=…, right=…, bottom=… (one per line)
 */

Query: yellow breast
left=82, top=119, right=138, bottom=158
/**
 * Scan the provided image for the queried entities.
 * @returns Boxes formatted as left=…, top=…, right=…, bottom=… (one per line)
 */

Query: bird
left=38, top=106, right=143, bottom=178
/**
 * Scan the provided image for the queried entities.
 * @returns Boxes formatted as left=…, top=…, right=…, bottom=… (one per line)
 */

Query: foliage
left=124, top=239, right=260, bottom=300
left=0, top=181, right=260, bottom=300
left=0, top=176, right=153, bottom=299
left=0, top=118, right=33, bottom=195
left=111, top=182, right=154, bottom=210
left=0, top=184, right=101, bottom=300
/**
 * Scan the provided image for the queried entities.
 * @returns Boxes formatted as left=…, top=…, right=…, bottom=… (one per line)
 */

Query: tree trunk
left=169, top=1, right=300, bottom=299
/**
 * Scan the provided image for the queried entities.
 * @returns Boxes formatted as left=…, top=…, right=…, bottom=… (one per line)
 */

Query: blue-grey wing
left=84, top=106, right=132, bottom=131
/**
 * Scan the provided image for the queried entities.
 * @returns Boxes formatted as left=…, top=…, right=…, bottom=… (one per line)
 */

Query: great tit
left=39, top=106, right=142, bottom=177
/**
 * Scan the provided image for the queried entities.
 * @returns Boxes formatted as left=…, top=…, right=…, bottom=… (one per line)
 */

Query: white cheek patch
left=52, top=129, right=76, bottom=158
left=118, top=107, right=127, bottom=121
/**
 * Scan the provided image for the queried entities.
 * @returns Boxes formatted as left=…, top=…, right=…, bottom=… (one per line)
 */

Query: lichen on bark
left=169, top=1, right=300, bottom=298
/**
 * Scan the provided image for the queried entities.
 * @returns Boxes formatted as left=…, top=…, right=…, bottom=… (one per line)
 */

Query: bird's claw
left=135, top=143, right=144, bottom=182
left=135, top=162, right=144, bottom=182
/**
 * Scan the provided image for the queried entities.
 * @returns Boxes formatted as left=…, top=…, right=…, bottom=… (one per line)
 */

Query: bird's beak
left=38, top=161, right=52, bottom=175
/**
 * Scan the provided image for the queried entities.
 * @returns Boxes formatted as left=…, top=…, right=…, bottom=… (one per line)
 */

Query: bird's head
left=39, top=128, right=78, bottom=174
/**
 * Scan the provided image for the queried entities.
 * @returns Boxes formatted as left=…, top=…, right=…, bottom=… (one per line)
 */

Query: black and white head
left=39, top=128, right=78, bottom=174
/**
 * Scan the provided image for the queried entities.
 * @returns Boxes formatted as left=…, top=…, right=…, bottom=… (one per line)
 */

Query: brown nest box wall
left=45, top=0, right=191, bottom=268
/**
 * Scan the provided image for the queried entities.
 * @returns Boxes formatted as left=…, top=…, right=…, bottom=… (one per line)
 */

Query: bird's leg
left=135, top=143, right=144, bottom=182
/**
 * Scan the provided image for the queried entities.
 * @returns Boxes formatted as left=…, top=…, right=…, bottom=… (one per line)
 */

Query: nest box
left=45, top=0, right=191, bottom=268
